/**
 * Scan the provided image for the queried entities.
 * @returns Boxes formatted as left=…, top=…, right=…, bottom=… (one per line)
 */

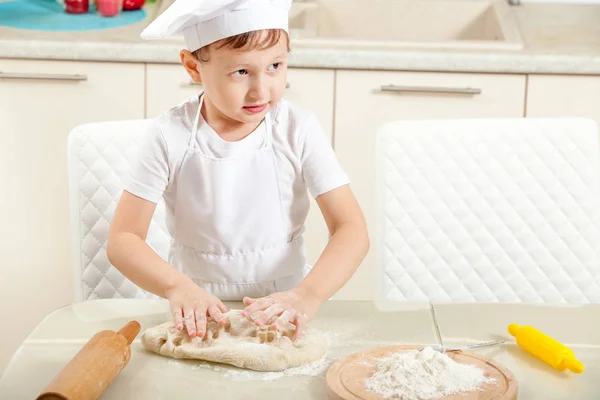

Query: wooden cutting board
left=326, top=345, right=517, bottom=400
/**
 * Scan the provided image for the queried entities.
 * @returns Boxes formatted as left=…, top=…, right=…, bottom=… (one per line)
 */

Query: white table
left=0, top=299, right=598, bottom=399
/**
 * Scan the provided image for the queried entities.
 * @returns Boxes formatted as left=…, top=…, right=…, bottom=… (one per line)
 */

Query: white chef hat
left=141, top=0, right=292, bottom=52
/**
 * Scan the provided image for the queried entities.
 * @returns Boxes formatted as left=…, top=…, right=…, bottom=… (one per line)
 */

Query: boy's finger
left=171, top=306, right=184, bottom=331
left=208, top=305, right=226, bottom=325
left=293, top=313, right=308, bottom=342
left=256, top=304, right=285, bottom=326
left=218, top=301, right=230, bottom=313
left=195, top=307, right=207, bottom=339
left=183, top=308, right=196, bottom=337
left=242, top=297, right=273, bottom=317
left=242, top=296, right=255, bottom=306
left=273, top=309, right=296, bottom=330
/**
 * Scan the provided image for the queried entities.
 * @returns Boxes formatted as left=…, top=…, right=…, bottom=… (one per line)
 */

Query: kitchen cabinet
left=146, top=64, right=336, bottom=266
left=526, top=75, right=600, bottom=126
left=333, top=70, right=527, bottom=300
left=0, top=59, right=144, bottom=373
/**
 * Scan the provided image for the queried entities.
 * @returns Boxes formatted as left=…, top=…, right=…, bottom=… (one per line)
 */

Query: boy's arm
left=107, top=190, right=183, bottom=299
left=242, top=184, right=369, bottom=338
left=107, top=191, right=228, bottom=338
left=296, top=184, right=369, bottom=303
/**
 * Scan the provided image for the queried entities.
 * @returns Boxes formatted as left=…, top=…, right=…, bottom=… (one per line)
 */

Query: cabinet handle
left=188, top=81, right=291, bottom=88
left=380, top=84, right=481, bottom=95
left=0, top=72, right=88, bottom=81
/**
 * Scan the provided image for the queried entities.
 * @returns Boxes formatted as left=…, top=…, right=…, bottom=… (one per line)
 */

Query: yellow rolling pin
left=508, top=324, right=584, bottom=373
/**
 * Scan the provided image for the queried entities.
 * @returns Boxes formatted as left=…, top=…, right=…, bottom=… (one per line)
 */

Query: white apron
left=168, top=96, right=306, bottom=300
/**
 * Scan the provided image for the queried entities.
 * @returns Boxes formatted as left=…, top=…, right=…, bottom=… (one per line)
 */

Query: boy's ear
left=180, top=50, right=202, bottom=84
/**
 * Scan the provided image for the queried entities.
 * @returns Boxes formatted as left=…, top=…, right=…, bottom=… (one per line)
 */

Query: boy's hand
left=241, top=287, right=323, bottom=341
left=165, top=278, right=229, bottom=339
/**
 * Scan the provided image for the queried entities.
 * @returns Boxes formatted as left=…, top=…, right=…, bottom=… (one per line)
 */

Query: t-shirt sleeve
left=300, top=113, right=350, bottom=198
left=125, top=122, right=169, bottom=203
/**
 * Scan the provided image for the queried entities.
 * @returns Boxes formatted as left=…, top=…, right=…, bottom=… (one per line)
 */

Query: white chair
left=376, top=117, right=600, bottom=304
left=68, top=120, right=170, bottom=301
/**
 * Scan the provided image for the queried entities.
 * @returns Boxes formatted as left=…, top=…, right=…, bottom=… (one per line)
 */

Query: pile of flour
left=365, top=347, right=494, bottom=400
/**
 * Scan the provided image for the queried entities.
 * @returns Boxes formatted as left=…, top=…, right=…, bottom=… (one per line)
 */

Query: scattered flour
left=222, top=354, right=331, bottom=381
left=187, top=353, right=331, bottom=381
left=168, top=359, right=185, bottom=368
left=184, top=331, right=341, bottom=381
left=365, top=347, right=495, bottom=400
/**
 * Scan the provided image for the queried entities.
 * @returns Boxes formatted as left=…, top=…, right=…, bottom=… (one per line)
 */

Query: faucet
left=507, top=0, right=521, bottom=5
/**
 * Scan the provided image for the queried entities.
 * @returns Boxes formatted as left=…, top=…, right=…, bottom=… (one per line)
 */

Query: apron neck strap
left=189, top=94, right=203, bottom=147
left=190, top=93, right=273, bottom=147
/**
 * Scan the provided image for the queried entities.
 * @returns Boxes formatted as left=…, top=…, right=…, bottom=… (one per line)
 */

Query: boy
left=107, top=0, right=369, bottom=341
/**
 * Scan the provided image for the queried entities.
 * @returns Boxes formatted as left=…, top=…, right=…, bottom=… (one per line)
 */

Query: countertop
left=0, top=299, right=598, bottom=399
left=0, top=3, right=599, bottom=74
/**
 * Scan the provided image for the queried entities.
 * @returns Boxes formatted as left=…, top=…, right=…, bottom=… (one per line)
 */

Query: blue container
left=0, top=0, right=147, bottom=31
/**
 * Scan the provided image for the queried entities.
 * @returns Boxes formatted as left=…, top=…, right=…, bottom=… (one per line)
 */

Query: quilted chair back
left=68, top=120, right=170, bottom=301
left=376, top=118, right=600, bottom=304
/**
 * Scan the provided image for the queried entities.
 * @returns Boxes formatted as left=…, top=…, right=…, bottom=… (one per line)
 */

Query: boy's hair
left=193, top=29, right=290, bottom=62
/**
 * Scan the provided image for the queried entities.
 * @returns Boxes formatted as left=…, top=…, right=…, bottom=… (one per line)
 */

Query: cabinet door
left=526, top=75, right=600, bottom=125
left=145, top=63, right=200, bottom=117
left=334, top=70, right=526, bottom=300
left=146, top=65, right=335, bottom=266
left=0, top=59, right=144, bottom=373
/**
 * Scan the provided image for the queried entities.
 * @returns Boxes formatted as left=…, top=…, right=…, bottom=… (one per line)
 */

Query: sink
left=290, top=0, right=523, bottom=50
left=151, top=0, right=523, bottom=51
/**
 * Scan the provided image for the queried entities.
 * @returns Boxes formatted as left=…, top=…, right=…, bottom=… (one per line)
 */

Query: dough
left=141, top=310, right=328, bottom=371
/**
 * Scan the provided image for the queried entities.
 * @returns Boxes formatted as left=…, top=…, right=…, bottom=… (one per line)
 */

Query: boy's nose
left=248, top=77, right=268, bottom=100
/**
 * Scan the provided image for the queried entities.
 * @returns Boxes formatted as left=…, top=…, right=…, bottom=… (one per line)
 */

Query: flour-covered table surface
left=0, top=299, right=598, bottom=399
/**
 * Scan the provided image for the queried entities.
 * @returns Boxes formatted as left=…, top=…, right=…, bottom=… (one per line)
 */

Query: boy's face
left=184, top=32, right=289, bottom=127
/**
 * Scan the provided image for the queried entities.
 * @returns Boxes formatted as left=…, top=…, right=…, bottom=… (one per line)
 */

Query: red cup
left=97, top=0, right=123, bottom=17
left=65, top=0, right=89, bottom=14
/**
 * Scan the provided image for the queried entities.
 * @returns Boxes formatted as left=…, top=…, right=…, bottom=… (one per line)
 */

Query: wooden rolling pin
left=36, top=320, right=141, bottom=400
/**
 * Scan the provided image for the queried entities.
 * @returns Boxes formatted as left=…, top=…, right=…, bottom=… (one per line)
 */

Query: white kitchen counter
left=0, top=299, right=598, bottom=399
left=0, top=3, right=599, bottom=74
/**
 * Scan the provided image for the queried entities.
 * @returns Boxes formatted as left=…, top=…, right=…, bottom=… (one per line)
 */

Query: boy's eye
left=232, top=69, right=248, bottom=76
left=267, top=63, right=280, bottom=72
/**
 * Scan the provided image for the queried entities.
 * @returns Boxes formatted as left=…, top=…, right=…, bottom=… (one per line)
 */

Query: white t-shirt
left=126, top=95, right=350, bottom=245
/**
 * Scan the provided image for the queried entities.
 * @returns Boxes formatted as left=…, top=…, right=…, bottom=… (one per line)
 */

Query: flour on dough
left=141, top=310, right=328, bottom=372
